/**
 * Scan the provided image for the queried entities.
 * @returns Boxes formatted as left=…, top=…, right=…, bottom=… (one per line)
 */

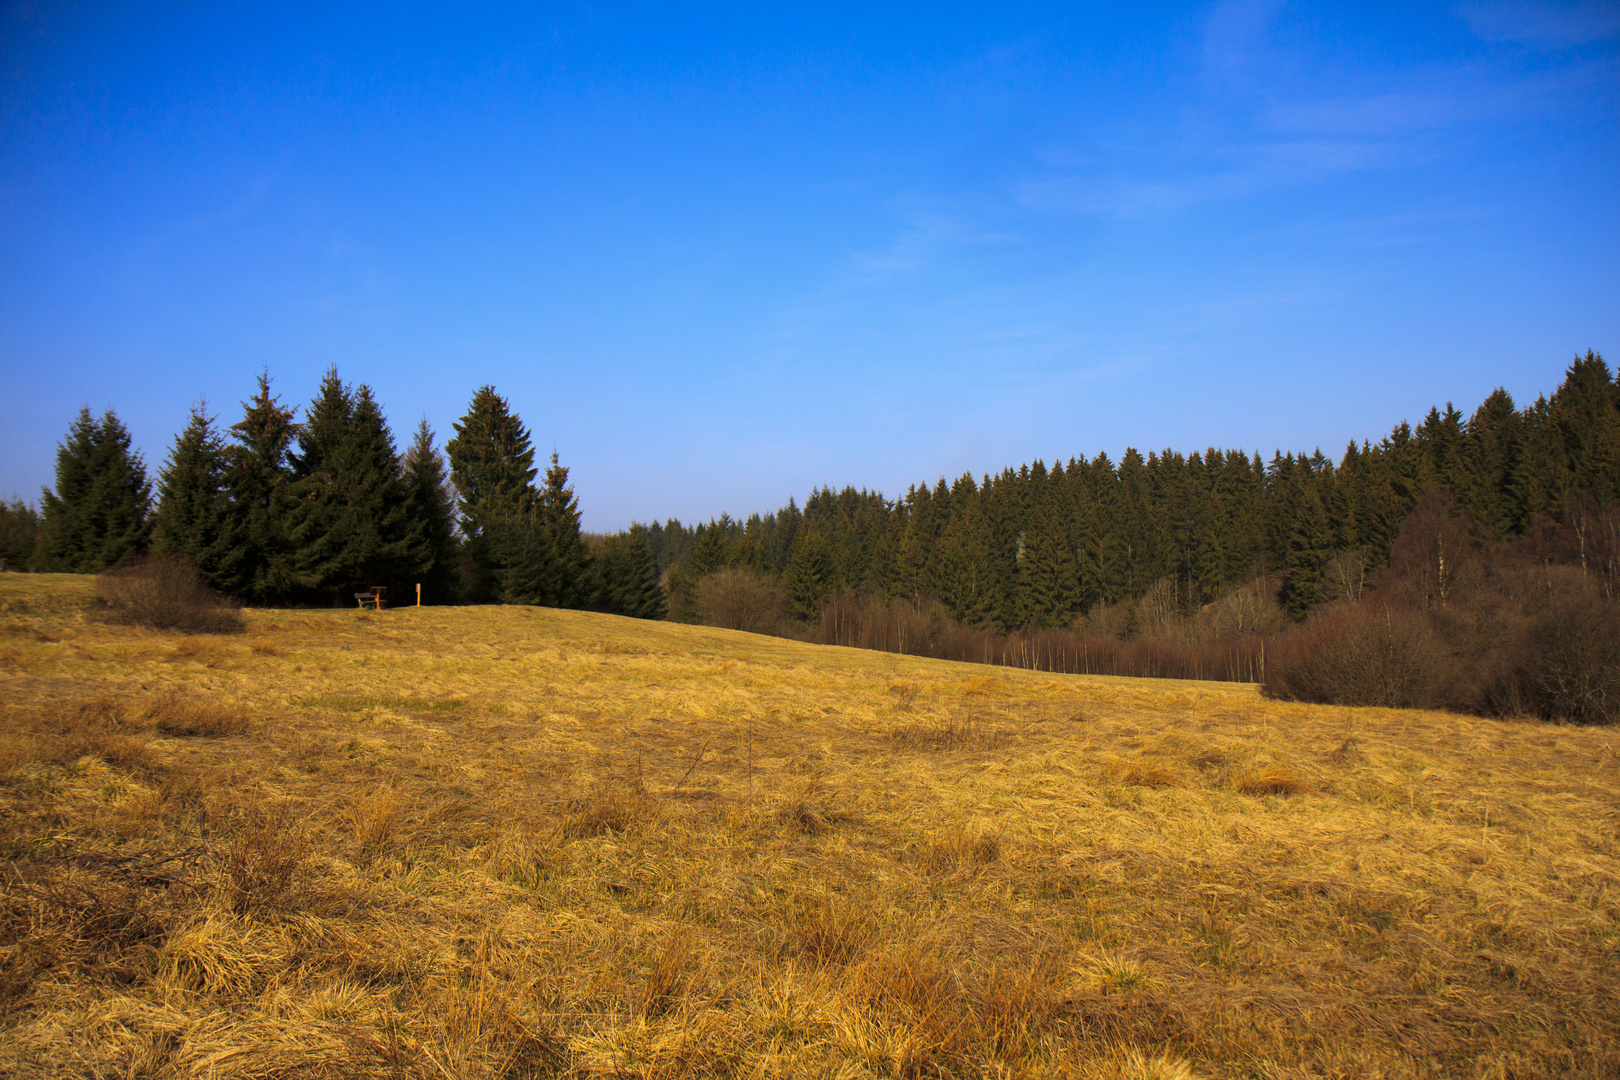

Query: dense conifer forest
left=646, top=352, right=1617, bottom=626
left=4, top=353, right=1615, bottom=719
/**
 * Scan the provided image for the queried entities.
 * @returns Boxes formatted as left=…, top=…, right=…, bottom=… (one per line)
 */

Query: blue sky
left=2, top=2, right=1616, bottom=531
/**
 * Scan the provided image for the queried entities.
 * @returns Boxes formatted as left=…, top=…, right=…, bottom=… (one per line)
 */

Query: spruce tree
left=1463, top=389, right=1523, bottom=536
left=785, top=530, right=831, bottom=621
left=1548, top=351, right=1619, bottom=506
left=0, top=497, right=39, bottom=571
left=933, top=503, right=996, bottom=626
left=666, top=518, right=734, bottom=621
left=401, top=418, right=460, bottom=603
left=1075, top=454, right=1126, bottom=609
left=1021, top=496, right=1080, bottom=629
left=283, top=370, right=415, bottom=603
left=589, top=525, right=666, bottom=619
left=445, top=386, right=537, bottom=535
left=227, top=372, right=300, bottom=602
left=1283, top=486, right=1333, bottom=619
left=487, top=503, right=554, bottom=605
left=535, top=451, right=590, bottom=607
left=36, top=407, right=153, bottom=572
left=152, top=403, right=244, bottom=591
left=445, top=386, right=538, bottom=601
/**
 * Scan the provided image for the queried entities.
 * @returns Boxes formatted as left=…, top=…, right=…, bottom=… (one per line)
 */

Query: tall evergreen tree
left=227, top=372, right=300, bottom=602
left=1284, top=486, right=1333, bottom=619
left=152, top=403, right=244, bottom=590
left=1021, top=491, right=1081, bottom=628
left=1548, top=351, right=1619, bottom=506
left=785, top=530, right=832, bottom=620
left=283, top=370, right=415, bottom=603
left=534, top=451, right=590, bottom=606
left=401, top=418, right=460, bottom=603
left=445, top=386, right=538, bottom=601
left=36, top=407, right=152, bottom=572
left=487, top=504, right=555, bottom=605
left=933, top=502, right=997, bottom=626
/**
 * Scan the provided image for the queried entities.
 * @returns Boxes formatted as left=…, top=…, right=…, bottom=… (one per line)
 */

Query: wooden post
left=416, top=583, right=421, bottom=607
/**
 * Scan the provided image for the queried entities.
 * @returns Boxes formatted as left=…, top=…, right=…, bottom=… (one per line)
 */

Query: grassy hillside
left=1, top=574, right=1617, bottom=1078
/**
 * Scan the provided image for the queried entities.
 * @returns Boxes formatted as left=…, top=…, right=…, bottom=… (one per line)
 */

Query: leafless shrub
left=1321, top=548, right=1371, bottom=604
left=1135, top=576, right=1183, bottom=637
left=216, top=810, right=318, bottom=919
left=1202, top=575, right=1289, bottom=638
left=96, top=555, right=243, bottom=634
left=1514, top=588, right=1620, bottom=724
left=1328, top=736, right=1367, bottom=766
left=1263, top=605, right=1445, bottom=708
left=694, top=567, right=790, bottom=635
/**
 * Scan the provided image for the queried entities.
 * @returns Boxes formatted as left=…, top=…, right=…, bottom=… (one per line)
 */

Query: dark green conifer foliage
left=590, top=525, right=666, bottom=619
left=1548, top=351, right=1619, bottom=505
left=1284, top=486, right=1333, bottom=619
left=1464, top=389, right=1523, bottom=536
left=152, top=403, right=243, bottom=591
left=401, top=418, right=460, bottom=603
left=1076, top=453, right=1126, bottom=608
left=283, top=370, right=415, bottom=603
left=933, top=503, right=997, bottom=626
left=37, top=407, right=153, bottom=572
left=633, top=358, right=1620, bottom=631
left=227, top=373, right=300, bottom=603
left=785, top=530, right=832, bottom=620
left=445, top=387, right=537, bottom=537
left=445, top=386, right=538, bottom=601
left=665, top=517, right=736, bottom=622
left=0, top=498, right=40, bottom=571
left=534, top=451, right=590, bottom=607
left=1022, top=494, right=1081, bottom=629
left=487, top=504, right=554, bottom=605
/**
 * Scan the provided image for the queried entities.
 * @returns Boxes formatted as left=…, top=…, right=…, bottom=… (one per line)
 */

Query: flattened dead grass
left=1, top=573, right=1617, bottom=1078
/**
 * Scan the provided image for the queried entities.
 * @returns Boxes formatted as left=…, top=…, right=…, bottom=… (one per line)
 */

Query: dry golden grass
left=1, top=572, right=1617, bottom=1078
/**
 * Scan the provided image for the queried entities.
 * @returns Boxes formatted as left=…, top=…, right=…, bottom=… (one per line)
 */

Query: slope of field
left=1, top=573, right=1617, bottom=1079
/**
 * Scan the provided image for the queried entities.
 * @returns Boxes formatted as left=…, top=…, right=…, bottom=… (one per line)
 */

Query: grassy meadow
left=1, top=573, right=1617, bottom=1078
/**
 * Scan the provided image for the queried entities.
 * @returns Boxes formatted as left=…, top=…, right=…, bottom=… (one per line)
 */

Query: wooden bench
left=353, top=586, right=388, bottom=610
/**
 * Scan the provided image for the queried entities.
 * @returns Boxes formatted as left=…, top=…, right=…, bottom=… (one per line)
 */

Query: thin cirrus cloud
left=1014, top=3, right=1608, bottom=222
left=1461, top=1, right=1620, bottom=48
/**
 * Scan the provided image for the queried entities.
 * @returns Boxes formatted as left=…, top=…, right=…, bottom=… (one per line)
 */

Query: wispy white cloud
left=1015, top=2, right=1613, bottom=221
left=1460, top=1, right=1620, bottom=48
left=1202, top=0, right=1289, bottom=84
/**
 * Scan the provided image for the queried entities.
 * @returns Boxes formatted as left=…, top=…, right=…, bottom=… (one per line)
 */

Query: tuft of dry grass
left=914, top=823, right=1002, bottom=874
left=890, top=711, right=1007, bottom=751
left=1233, top=767, right=1311, bottom=797
left=1103, top=758, right=1183, bottom=787
left=144, top=692, right=254, bottom=737
left=1, top=572, right=1618, bottom=1078
left=563, top=783, right=658, bottom=838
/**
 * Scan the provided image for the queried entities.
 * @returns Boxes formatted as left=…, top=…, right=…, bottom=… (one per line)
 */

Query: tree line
left=643, top=352, right=1618, bottom=635
left=2, top=370, right=663, bottom=618
left=3, top=353, right=1613, bottom=649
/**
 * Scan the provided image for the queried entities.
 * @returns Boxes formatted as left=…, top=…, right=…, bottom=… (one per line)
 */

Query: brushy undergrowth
left=1, top=572, right=1617, bottom=1078
left=94, top=555, right=244, bottom=634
